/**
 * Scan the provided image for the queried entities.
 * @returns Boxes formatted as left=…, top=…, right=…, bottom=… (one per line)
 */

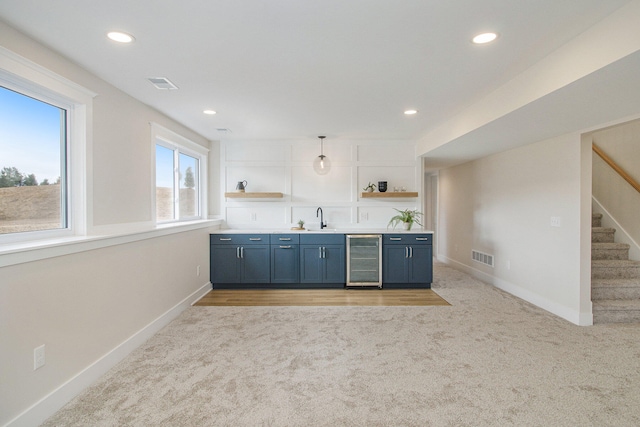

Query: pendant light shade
left=313, top=135, right=331, bottom=175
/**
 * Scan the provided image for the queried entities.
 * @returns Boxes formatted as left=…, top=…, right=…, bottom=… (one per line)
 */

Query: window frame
left=0, top=46, right=93, bottom=245
left=151, top=123, right=208, bottom=224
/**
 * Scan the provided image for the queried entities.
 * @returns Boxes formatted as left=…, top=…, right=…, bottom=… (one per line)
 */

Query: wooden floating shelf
left=361, top=192, right=418, bottom=198
left=225, top=192, right=284, bottom=198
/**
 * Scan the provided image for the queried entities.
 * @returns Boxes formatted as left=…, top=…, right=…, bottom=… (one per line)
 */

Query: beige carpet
left=43, top=263, right=640, bottom=426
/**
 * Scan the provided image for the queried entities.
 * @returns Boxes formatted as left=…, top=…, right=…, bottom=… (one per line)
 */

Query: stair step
left=592, top=213, right=603, bottom=228
left=592, top=279, right=640, bottom=300
left=593, top=299, right=640, bottom=323
left=592, top=260, right=640, bottom=279
left=591, top=242, right=631, bottom=260
left=592, top=227, right=616, bottom=243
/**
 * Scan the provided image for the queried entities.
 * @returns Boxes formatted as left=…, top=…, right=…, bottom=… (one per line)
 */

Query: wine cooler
left=346, top=234, right=382, bottom=288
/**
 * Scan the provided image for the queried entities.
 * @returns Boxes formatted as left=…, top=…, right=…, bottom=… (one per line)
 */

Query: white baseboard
left=437, top=255, right=590, bottom=326
left=5, top=282, right=212, bottom=427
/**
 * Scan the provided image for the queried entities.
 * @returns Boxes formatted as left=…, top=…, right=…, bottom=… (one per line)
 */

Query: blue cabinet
left=382, top=234, right=432, bottom=288
left=210, top=232, right=432, bottom=289
left=270, top=234, right=300, bottom=284
left=300, top=234, right=345, bottom=286
left=210, top=235, right=270, bottom=287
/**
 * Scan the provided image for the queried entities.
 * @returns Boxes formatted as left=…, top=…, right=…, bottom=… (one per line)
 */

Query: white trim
left=0, top=46, right=97, bottom=99
left=0, top=219, right=222, bottom=268
left=437, top=255, right=591, bottom=326
left=150, top=122, right=209, bottom=156
left=4, top=281, right=212, bottom=427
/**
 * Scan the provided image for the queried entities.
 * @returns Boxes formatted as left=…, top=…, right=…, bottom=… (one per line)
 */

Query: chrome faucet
left=316, top=207, right=327, bottom=229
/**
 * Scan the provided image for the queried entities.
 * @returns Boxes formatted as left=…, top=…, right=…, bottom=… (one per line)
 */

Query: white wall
left=590, top=118, right=640, bottom=258
left=221, top=140, right=423, bottom=230
left=0, top=229, right=214, bottom=426
left=437, top=133, right=589, bottom=324
left=0, top=22, right=218, bottom=426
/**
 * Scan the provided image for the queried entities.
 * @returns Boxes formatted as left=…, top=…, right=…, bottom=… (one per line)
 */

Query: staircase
left=591, top=213, right=640, bottom=323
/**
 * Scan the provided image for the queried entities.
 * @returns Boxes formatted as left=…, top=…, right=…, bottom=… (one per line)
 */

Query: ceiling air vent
left=147, top=77, right=178, bottom=90
left=472, top=250, right=494, bottom=268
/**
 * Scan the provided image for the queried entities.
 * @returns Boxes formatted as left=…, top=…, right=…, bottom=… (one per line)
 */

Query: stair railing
left=592, top=143, right=640, bottom=194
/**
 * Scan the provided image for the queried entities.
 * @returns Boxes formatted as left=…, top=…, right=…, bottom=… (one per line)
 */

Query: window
left=0, top=48, right=92, bottom=244
left=152, top=123, right=207, bottom=223
left=0, top=86, right=68, bottom=235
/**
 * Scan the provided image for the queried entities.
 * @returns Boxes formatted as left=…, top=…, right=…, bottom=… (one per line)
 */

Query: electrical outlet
left=250, top=213, right=257, bottom=221
left=34, top=344, right=45, bottom=370
left=360, top=212, right=368, bottom=221
left=550, top=216, right=561, bottom=227
left=196, top=265, right=200, bottom=276
left=506, top=260, right=511, bottom=270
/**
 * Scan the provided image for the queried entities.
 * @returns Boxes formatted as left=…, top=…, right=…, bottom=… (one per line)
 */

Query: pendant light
left=313, top=135, right=331, bottom=175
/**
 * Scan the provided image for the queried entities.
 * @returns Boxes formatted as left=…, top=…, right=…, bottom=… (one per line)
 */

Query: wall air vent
left=472, top=250, right=494, bottom=268
left=146, top=77, right=178, bottom=90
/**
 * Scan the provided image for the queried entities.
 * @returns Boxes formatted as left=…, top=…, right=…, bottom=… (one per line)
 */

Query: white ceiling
left=0, top=1, right=635, bottom=151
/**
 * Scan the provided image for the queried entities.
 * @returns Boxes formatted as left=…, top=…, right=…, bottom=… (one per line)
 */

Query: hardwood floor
left=194, top=289, right=450, bottom=307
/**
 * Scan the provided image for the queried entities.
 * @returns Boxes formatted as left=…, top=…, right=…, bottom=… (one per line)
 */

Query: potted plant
left=297, top=219, right=305, bottom=230
left=363, top=182, right=376, bottom=192
left=388, top=208, right=423, bottom=230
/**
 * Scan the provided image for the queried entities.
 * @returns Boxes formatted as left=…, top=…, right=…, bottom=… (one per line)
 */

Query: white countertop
left=211, top=228, right=433, bottom=234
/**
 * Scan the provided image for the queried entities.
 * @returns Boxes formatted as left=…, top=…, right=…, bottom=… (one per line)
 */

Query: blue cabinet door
left=241, top=245, right=271, bottom=283
left=211, top=245, right=241, bottom=283
left=300, top=245, right=323, bottom=283
left=409, top=244, right=433, bottom=284
left=382, top=245, right=408, bottom=283
left=323, top=245, right=346, bottom=283
left=271, top=244, right=300, bottom=283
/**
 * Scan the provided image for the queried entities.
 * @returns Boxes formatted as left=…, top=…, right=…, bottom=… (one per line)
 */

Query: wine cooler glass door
left=346, top=235, right=382, bottom=288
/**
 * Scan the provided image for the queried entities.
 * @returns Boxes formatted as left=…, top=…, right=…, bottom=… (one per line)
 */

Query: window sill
left=0, top=219, right=222, bottom=268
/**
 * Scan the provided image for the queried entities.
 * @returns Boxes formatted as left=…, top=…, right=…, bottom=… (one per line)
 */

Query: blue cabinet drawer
left=270, top=234, right=300, bottom=244
left=383, top=234, right=432, bottom=245
left=210, top=234, right=268, bottom=245
left=300, top=234, right=345, bottom=245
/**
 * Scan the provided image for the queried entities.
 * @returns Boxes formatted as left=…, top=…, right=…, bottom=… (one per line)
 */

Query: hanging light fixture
left=313, top=135, right=331, bottom=175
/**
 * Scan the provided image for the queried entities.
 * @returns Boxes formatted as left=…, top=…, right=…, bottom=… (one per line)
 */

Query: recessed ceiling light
left=472, top=32, right=498, bottom=44
left=404, top=109, right=418, bottom=115
left=203, top=110, right=217, bottom=115
left=107, top=31, right=135, bottom=43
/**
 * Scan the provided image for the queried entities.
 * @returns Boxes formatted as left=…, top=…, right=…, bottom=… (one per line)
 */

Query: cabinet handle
left=405, top=247, right=409, bottom=258
left=279, top=245, right=292, bottom=249
left=319, top=247, right=322, bottom=259
left=219, top=238, right=232, bottom=241
left=279, top=238, right=291, bottom=241
left=236, top=247, right=240, bottom=258
left=390, top=237, right=402, bottom=241
left=409, top=247, right=413, bottom=258
left=323, top=247, right=326, bottom=258
left=249, top=238, right=262, bottom=241
left=415, top=237, right=429, bottom=241
left=241, top=247, right=244, bottom=258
